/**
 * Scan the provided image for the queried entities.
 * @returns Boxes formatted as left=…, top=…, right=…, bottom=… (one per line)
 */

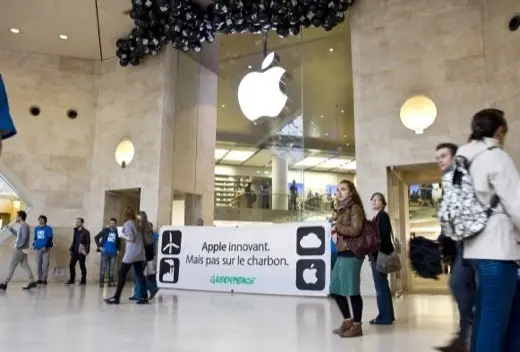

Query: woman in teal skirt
left=330, top=179, right=366, bottom=338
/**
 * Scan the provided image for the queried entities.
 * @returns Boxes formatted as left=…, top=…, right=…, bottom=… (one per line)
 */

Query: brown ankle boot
left=332, top=319, right=353, bottom=335
left=340, top=322, right=363, bottom=338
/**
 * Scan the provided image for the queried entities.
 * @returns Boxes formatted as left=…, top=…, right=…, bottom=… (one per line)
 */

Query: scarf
left=336, top=197, right=354, bottom=212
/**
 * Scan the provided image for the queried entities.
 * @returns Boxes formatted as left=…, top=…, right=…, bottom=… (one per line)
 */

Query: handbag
left=375, top=214, right=401, bottom=274
left=348, top=219, right=381, bottom=258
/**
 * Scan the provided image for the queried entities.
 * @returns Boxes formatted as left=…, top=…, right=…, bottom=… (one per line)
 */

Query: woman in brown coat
left=330, top=179, right=366, bottom=338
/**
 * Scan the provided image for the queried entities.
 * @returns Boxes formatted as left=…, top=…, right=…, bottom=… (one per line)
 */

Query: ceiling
left=215, top=143, right=356, bottom=173
left=0, top=0, right=134, bottom=60
left=0, top=0, right=355, bottom=154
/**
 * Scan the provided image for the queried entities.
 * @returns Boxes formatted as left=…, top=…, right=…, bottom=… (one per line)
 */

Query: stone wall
left=0, top=48, right=217, bottom=282
left=351, top=0, right=520, bottom=211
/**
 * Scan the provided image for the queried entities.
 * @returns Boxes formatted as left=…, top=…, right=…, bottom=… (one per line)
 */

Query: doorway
left=387, top=163, right=448, bottom=294
left=103, top=188, right=141, bottom=226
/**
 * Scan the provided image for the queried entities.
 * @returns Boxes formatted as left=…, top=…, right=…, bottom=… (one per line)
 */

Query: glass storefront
left=0, top=173, right=30, bottom=229
left=215, top=21, right=355, bottom=224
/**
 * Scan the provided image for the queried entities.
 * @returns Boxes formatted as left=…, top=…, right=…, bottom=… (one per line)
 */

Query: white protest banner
left=157, top=221, right=331, bottom=296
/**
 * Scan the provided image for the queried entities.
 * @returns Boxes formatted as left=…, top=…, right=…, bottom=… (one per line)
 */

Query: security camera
left=29, top=105, right=41, bottom=116
left=509, top=15, right=520, bottom=31
left=66, top=109, right=78, bottom=119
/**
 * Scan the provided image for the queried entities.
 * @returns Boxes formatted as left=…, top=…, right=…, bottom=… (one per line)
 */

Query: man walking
left=94, top=218, right=120, bottom=287
left=33, top=215, right=53, bottom=285
left=0, top=210, right=37, bottom=290
left=66, top=218, right=90, bottom=286
left=435, top=142, right=474, bottom=352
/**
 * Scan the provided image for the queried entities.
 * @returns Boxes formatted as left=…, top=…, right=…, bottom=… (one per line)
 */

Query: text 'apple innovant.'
left=201, top=241, right=270, bottom=254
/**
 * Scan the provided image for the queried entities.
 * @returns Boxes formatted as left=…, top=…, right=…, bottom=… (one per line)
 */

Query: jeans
left=449, top=254, right=475, bottom=341
left=471, top=260, right=520, bottom=352
left=99, top=254, right=116, bottom=283
left=69, top=252, right=86, bottom=282
left=35, top=248, right=51, bottom=281
left=370, top=258, right=395, bottom=323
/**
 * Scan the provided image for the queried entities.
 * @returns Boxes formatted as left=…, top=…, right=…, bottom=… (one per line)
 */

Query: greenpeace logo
left=210, top=275, right=256, bottom=285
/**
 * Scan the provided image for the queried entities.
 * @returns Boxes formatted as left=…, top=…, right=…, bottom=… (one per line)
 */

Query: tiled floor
left=0, top=284, right=458, bottom=351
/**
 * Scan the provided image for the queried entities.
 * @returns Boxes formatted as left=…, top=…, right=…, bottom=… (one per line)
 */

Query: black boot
left=23, top=282, right=37, bottom=290
left=0, top=283, right=7, bottom=291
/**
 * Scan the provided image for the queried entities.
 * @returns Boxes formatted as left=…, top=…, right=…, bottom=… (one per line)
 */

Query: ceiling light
left=248, top=65, right=252, bottom=69
left=221, top=104, right=226, bottom=108
left=341, top=110, right=344, bottom=113
left=264, top=171, right=269, bottom=174
left=10, top=28, right=20, bottom=34
left=223, top=150, right=256, bottom=162
left=293, top=156, right=328, bottom=168
left=59, top=34, right=68, bottom=40
left=325, top=133, right=328, bottom=136
left=320, top=115, right=324, bottom=118
left=329, top=48, right=334, bottom=52
left=256, top=170, right=260, bottom=174
left=311, top=121, right=314, bottom=125
left=214, top=149, right=229, bottom=159
left=343, top=134, right=347, bottom=137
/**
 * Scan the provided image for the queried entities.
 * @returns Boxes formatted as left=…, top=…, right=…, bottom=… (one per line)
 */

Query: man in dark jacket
left=435, top=142, right=475, bottom=352
left=94, top=218, right=120, bottom=287
left=66, top=218, right=90, bottom=286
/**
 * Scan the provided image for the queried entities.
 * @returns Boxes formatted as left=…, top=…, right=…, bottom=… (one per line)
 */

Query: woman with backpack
left=330, top=179, right=366, bottom=338
left=454, top=108, right=520, bottom=352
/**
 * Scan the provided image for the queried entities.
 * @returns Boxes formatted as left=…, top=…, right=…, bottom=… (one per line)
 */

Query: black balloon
left=116, top=0, right=356, bottom=66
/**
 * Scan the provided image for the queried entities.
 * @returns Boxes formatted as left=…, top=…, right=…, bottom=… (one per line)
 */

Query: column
left=271, top=154, right=288, bottom=210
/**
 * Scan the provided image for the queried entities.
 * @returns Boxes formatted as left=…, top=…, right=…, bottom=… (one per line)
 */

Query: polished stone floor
left=0, top=284, right=458, bottom=351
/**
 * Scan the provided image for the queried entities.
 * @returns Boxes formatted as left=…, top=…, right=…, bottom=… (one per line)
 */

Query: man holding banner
left=0, top=74, right=18, bottom=155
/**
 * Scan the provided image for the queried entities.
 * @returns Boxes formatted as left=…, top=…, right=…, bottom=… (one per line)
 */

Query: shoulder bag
left=376, top=215, right=401, bottom=273
left=348, top=218, right=381, bottom=258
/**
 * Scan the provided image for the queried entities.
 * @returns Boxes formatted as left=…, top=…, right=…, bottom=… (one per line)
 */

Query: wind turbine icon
left=162, top=232, right=180, bottom=254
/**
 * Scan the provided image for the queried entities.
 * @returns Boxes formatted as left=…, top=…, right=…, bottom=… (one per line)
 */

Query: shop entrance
left=102, top=188, right=141, bottom=226
left=387, top=163, right=448, bottom=294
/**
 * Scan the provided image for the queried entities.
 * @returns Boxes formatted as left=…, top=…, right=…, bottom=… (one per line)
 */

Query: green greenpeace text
left=210, top=275, right=256, bottom=285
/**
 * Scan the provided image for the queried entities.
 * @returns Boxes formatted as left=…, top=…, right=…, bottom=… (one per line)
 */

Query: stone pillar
left=271, top=154, right=288, bottom=210
left=89, top=46, right=217, bottom=233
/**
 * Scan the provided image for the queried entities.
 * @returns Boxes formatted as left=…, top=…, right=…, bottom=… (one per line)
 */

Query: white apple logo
left=302, top=263, right=319, bottom=284
left=237, top=52, right=288, bottom=121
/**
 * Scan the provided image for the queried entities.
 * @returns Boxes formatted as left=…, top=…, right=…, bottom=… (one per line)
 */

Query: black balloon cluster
left=116, top=0, right=356, bottom=67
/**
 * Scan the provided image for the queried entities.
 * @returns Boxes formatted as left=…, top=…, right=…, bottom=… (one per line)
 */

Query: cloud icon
left=299, top=233, right=322, bottom=249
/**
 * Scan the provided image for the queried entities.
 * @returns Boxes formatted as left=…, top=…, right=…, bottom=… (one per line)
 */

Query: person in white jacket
left=456, top=108, right=520, bottom=352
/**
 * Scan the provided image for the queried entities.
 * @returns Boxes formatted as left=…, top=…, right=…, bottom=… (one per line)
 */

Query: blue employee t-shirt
left=34, top=225, right=53, bottom=249
left=103, top=229, right=118, bottom=256
left=0, top=74, right=17, bottom=140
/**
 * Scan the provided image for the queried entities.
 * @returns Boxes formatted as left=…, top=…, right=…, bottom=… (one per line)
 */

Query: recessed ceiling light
left=59, top=34, right=68, bottom=40
left=320, top=115, right=324, bottom=118
left=248, top=65, right=252, bottom=69
left=329, top=48, right=334, bottom=52
left=221, top=104, right=225, bottom=108
left=343, top=134, right=347, bottom=137
left=10, top=28, right=20, bottom=34
left=341, top=110, right=344, bottom=113
left=311, top=121, right=314, bottom=125
left=325, top=133, right=329, bottom=136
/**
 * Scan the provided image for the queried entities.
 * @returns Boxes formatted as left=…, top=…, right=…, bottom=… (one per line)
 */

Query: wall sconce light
left=115, top=137, right=135, bottom=168
left=400, top=95, right=438, bottom=134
